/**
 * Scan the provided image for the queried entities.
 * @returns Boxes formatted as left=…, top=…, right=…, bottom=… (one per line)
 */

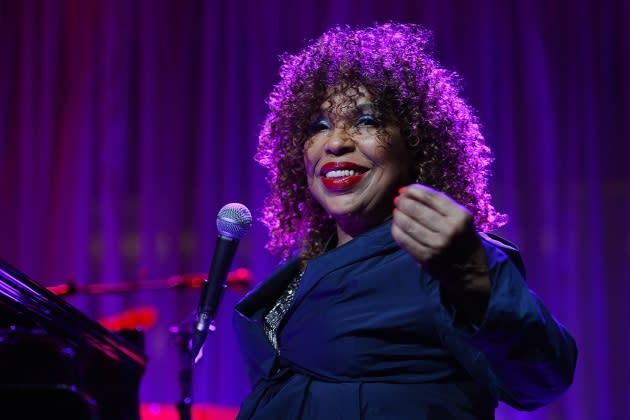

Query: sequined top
left=263, top=270, right=304, bottom=350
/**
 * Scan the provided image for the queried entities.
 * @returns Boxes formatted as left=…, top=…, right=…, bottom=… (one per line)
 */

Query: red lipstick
left=319, top=162, right=368, bottom=192
left=319, top=162, right=367, bottom=175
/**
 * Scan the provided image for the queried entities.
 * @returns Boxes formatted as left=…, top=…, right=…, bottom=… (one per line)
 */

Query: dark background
left=1, top=1, right=628, bottom=418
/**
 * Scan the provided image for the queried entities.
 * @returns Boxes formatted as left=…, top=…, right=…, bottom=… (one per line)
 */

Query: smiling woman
left=255, top=24, right=506, bottom=262
left=303, top=85, right=413, bottom=244
left=232, top=23, right=577, bottom=420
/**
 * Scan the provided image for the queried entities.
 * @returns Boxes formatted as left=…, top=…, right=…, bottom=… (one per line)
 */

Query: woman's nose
left=324, top=128, right=355, bottom=155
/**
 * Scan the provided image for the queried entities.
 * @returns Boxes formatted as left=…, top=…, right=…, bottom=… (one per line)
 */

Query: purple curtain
left=1, top=0, right=628, bottom=418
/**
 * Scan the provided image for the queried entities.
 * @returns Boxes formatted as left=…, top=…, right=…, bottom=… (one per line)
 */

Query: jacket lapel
left=233, top=258, right=302, bottom=382
left=236, top=257, right=302, bottom=318
left=287, top=219, right=399, bottom=318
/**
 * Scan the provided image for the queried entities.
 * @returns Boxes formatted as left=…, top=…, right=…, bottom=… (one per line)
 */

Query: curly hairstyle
left=255, top=22, right=507, bottom=261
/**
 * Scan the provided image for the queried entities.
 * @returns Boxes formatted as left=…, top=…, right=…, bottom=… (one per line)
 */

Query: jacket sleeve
left=433, top=234, right=578, bottom=411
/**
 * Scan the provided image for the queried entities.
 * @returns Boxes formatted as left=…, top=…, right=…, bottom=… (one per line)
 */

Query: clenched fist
left=392, top=184, right=491, bottom=300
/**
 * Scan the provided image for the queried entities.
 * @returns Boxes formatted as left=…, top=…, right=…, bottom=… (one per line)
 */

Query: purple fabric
left=0, top=0, right=627, bottom=418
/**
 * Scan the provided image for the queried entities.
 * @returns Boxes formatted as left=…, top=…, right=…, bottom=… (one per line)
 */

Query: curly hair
left=255, top=22, right=507, bottom=261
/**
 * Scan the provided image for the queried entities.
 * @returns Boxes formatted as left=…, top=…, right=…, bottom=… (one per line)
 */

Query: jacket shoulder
left=479, top=232, right=526, bottom=276
left=479, top=232, right=519, bottom=252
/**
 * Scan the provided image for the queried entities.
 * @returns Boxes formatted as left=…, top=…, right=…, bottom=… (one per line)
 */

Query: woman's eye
left=354, top=114, right=381, bottom=128
left=308, top=119, right=332, bottom=133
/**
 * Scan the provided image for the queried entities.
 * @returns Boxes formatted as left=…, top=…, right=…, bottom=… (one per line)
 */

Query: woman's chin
left=322, top=199, right=364, bottom=220
left=327, top=204, right=390, bottom=229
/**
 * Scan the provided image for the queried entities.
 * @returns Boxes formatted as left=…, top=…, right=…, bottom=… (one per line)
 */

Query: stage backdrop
left=1, top=0, right=628, bottom=419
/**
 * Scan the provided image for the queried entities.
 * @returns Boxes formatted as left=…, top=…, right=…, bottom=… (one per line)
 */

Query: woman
left=233, top=23, right=577, bottom=419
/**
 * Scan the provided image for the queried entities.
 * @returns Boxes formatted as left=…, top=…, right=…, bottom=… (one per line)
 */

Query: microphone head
left=216, top=203, right=252, bottom=239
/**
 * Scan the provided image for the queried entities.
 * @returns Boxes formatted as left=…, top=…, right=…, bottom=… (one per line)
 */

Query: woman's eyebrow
left=309, top=110, right=329, bottom=121
left=311, top=102, right=378, bottom=123
left=335, top=103, right=377, bottom=116
left=355, top=103, right=378, bottom=113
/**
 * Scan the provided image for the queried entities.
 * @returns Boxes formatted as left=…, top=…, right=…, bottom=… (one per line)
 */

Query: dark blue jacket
left=233, top=220, right=577, bottom=419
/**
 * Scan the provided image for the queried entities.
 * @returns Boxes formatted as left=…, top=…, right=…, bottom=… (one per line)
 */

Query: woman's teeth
left=325, top=169, right=359, bottom=178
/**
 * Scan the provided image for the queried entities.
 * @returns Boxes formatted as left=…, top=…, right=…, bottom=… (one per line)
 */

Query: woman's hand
left=392, top=184, right=491, bottom=296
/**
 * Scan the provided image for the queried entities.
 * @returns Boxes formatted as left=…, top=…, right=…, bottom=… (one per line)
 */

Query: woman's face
left=303, top=86, right=413, bottom=233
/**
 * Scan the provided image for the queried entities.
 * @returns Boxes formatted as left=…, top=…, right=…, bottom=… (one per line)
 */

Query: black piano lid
left=0, top=257, right=147, bottom=368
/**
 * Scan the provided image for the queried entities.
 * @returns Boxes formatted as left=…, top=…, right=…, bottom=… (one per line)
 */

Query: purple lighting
left=0, top=0, right=628, bottom=418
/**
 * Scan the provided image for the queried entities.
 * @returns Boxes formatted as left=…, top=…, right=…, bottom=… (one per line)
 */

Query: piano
left=0, top=258, right=147, bottom=420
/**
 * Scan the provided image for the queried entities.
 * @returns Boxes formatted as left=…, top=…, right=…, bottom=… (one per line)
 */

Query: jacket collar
left=235, top=256, right=301, bottom=319
left=287, top=218, right=398, bottom=317
left=236, top=218, right=399, bottom=320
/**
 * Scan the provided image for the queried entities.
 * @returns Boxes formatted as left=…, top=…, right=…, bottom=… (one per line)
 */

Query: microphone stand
left=170, top=312, right=219, bottom=420
left=169, top=313, right=196, bottom=420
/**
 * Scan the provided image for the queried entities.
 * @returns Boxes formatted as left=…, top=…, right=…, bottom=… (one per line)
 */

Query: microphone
left=190, top=203, right=252, bottom=361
